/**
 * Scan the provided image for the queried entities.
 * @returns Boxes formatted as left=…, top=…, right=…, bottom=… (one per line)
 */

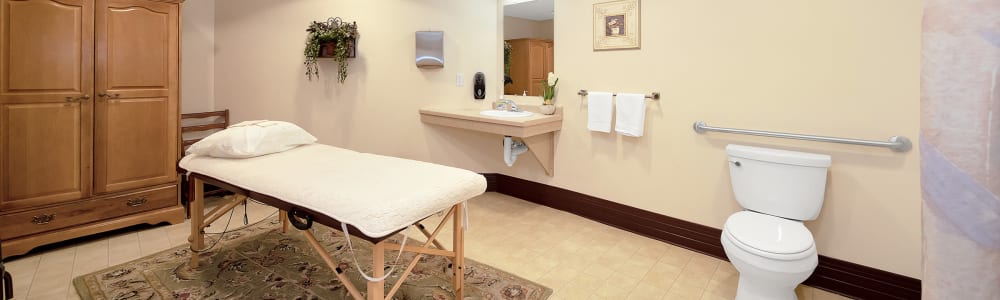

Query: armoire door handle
left=66, top=94, right=90, bottom=102
left=98, top=92, right=120, bottom=98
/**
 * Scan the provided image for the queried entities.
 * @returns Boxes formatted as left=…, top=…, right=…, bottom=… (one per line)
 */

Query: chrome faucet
left=495, top=99, right=519, bottom=112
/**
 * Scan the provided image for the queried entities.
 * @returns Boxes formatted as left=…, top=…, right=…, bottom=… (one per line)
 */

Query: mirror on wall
left=502, top=0, right=554, bottom=97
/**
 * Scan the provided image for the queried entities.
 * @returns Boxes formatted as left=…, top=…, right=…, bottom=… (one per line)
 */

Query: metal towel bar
left=577, top=89, right=660, bottom=100
left=692, top=121, right=912, bottom=152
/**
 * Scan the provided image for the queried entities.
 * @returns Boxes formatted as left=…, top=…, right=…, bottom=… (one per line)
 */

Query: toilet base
left=721, top=228, right=817, bottom=300
left=735, top=276, right=799, bottom=300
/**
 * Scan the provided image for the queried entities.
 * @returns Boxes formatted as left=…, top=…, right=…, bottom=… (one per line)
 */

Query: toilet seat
left=723, top=211, right=815, bottom=261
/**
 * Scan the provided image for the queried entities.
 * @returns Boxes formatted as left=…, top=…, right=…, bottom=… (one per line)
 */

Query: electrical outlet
left=456, top=73, right=464, bottom=87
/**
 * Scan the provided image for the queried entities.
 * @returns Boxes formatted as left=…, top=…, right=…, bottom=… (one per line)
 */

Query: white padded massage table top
left=179, top=143, right=487, bottom=238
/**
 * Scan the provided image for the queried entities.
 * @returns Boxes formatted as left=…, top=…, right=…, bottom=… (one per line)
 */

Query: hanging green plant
left=304, top=17, right=358, bottom=82
left=503, top=41, right=512, bottom=77
left=503, top=41, right=513, bottom=85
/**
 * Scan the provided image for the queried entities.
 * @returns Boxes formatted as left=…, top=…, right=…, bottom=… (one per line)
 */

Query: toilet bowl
left=721, top=145, right=831, bottom=300
left=722, top=211, right=818, bottom=300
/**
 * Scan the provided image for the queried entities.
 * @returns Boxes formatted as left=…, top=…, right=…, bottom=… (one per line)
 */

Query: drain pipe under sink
left=503, top=136, right=528, bottom=167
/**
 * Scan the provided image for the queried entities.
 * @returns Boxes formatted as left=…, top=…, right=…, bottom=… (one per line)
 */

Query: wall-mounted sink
left=480, top=110, right=533, bottom=118
left=420, top=106, right=562, bottom=176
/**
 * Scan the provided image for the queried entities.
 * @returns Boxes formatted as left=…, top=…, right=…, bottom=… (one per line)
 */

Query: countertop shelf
left=419, top=106, right=562, bottom=176
left=418, top=106, right=562, bottom=137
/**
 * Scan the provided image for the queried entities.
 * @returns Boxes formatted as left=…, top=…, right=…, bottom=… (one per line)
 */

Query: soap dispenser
left=473, top=72, right=486, bottom=99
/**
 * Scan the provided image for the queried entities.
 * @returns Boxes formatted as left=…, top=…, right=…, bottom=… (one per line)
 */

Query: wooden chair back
left=179, top=110, right=232, bottom=216
left=181, top=109, right=230, bottom=151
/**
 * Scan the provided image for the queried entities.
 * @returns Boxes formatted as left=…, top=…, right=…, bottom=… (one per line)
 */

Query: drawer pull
left=31, top=214, right=55, bottom=225
left=127, top=197, right=147, bottom=207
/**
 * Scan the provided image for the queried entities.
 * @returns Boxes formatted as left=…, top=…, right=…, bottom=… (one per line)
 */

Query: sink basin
left=480, top=110, right=533, bottom=118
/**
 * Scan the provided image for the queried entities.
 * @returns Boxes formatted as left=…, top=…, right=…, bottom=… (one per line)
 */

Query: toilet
left=721, top=144, right=831, bottom=300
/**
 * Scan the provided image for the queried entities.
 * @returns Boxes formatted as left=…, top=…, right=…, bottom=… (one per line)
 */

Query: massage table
left=178, top=144, right=487, bottom=300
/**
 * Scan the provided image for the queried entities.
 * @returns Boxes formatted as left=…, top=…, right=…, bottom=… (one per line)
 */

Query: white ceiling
left=503, top=0, right=554, bottom=21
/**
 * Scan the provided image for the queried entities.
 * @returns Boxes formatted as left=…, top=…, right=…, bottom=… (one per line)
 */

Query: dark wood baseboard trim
left=484, top=173, right=499, bottom=193
left=482, top=173, right=920, bottom=300
left=805, top=255, right=921, bottom=300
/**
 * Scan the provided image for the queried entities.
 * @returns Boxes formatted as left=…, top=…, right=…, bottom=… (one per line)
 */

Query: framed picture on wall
left=593, top=0, right=640, bottom=50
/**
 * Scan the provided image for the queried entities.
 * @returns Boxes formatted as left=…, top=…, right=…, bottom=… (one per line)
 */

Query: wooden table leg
left=189, top=177, right=205, bottom=268
left=453, top=204, right=464, bottom=299
left=303, top=230, right=364, bottom=300
left=279, top=210, right=289, bottom=233
left=369, top=241, right=386, bottom=300
left=417, top=223, right=447, bottom=250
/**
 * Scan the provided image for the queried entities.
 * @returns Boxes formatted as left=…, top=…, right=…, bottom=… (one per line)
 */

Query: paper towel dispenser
left=415, top=31, right=444, bottom=68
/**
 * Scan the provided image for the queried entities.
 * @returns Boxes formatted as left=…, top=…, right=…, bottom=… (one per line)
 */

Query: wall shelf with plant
left=304, top=17, right=358, bottom=82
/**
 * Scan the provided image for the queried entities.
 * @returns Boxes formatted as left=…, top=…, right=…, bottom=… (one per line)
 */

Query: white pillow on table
left=186, top=120, right=317, bottom=158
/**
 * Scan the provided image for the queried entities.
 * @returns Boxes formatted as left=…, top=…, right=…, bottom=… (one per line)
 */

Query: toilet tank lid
left=726, top=144, right=831, bottom=167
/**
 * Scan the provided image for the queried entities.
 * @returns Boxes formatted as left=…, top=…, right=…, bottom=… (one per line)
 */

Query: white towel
left=615, top=93, right=647, bottom=137
left=587, top=91, right=614, bottom=132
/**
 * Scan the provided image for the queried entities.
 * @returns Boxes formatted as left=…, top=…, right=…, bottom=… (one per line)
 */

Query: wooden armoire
left=0, top=0, right=185, bottom=258
left=504, top=38, right=553, bottom=97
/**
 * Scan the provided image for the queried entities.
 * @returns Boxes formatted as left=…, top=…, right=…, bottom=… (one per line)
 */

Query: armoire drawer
left=0, top=186, right=177, bottom=240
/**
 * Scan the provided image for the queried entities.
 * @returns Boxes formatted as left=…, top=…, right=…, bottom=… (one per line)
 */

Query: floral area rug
left=73, top=216, right=551, bottom=300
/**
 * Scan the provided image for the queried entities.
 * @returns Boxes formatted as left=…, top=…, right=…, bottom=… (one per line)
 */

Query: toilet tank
left=726, top=145, right=831, bottom=221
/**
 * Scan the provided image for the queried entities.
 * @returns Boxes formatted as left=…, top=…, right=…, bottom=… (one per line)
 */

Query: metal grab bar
left=692, top=121, right=912, bottom=152
left=577, top=89, right=660, bottom=100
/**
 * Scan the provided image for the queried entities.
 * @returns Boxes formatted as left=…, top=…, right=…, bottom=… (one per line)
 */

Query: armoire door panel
left=105, top=6, right=167, bottom=89
left=96, top=0, right=175, bottom=96
left=528, top=43, right=544, bottom=79
left=0, top=0, right=93, bottom=209
left=2, top=0, right=87, bottom=93
left=506, top=39, right=529, bottom=96
left=94, top=0, right=178, bottom=194
left=94, top=98, right=175, bottom=193
left=0, top=102, right=86, bottom=210
left=530, top=78, right=544, bottom=98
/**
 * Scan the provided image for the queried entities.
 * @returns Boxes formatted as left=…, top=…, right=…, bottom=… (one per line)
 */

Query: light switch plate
left=456, top=73, right=464, bottom=87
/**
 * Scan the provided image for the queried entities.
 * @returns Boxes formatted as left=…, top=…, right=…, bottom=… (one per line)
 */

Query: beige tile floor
left=2, top=192, right=850, bottom=300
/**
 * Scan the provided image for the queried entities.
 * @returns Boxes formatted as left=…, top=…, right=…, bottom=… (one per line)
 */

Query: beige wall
left=505, top=0, right=921, bottom=277
left=212, top=0, right=922, bottom=278
left=181, top=0, right=215, bottom=113
left=213, top=0, right=501, bottom=166
left=504, top=16, right=553, bottom=40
